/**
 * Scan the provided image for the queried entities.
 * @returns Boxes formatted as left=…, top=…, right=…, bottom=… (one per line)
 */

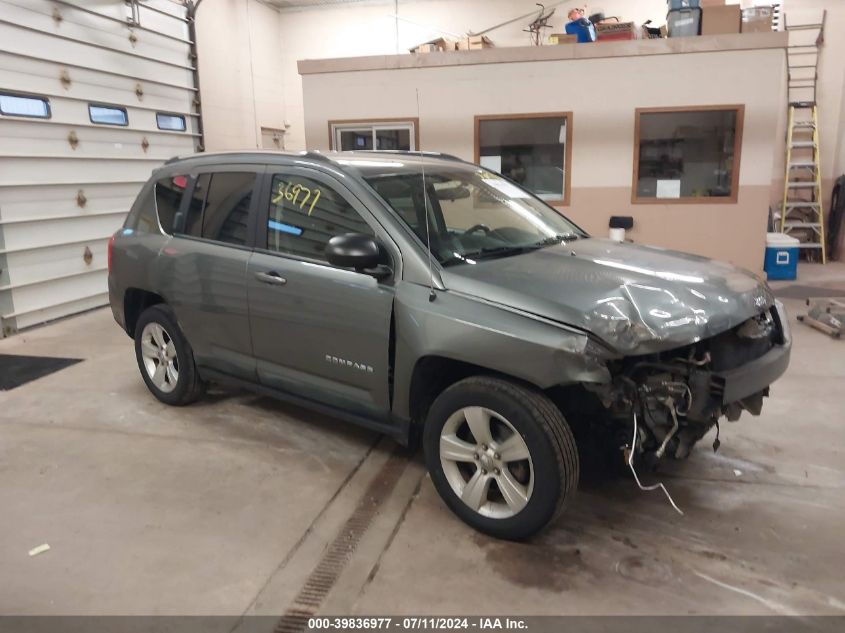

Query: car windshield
left=362, top=165, right=586, bottom=266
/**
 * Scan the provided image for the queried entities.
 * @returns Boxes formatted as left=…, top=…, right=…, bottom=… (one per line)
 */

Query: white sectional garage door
left=0, top=0, right=199, bottom=335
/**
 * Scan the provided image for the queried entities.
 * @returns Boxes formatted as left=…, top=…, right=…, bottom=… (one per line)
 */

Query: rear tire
left=134, top=305, right=203, bottom=406
left=423, top=376, right=579, bottom=540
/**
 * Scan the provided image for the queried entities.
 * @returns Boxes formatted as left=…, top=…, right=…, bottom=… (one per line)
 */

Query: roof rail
left=299, top=150, right=334, bottom=163
left=356, top=149, right=466, bottom=162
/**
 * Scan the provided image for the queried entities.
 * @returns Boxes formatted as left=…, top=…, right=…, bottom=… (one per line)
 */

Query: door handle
left=255, top=271, right=287, bottom=286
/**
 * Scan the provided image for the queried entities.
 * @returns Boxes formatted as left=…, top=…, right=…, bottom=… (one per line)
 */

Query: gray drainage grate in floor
left=275, top=450, right=408, bottom=633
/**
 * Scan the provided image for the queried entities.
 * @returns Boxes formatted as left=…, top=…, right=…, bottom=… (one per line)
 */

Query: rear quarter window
left=124, top=183, right=157, bottom=232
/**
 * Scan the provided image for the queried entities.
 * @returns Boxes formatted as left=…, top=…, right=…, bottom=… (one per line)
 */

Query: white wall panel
left=0, top=0, right=199, bottom=336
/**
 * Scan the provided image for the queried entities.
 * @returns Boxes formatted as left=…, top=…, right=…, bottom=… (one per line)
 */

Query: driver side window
left=266, top=174, right=374, bottom=262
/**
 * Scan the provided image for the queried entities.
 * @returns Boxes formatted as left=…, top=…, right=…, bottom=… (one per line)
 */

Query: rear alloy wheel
left=139, top=322, right=179, bottom=394
left=134, top=305, right=203, bottom=406
left=424, top=376, right=578, bottom=540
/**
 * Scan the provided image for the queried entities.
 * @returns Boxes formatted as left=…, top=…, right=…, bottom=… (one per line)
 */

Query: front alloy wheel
left=440, top=406, right=534, bottom=518
left=424, top=376, right=579, bottom=540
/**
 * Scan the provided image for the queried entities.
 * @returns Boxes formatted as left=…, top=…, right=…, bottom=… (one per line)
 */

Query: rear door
left=157, top=165, right=261, bottom=380
left=247, top=166, right=397, bottom=421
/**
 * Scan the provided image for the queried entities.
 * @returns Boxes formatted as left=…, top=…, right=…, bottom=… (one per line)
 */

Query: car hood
left=440, top=238, right=774, bottom=355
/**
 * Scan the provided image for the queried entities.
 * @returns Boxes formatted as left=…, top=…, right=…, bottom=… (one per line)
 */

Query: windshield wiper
left=453, top=234, right=581, bottom=264
left=439, top=255, right=470, bottom=267
left=535, top=233, right=580, bottom=246
left=464, top=244, right=543, bottom=260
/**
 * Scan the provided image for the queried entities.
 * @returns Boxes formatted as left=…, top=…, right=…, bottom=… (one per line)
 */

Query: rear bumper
left=716, top=301, right=791, bottom=404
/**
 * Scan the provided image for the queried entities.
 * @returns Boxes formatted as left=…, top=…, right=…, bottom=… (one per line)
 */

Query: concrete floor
left=1, top=264, right=844, bottom=617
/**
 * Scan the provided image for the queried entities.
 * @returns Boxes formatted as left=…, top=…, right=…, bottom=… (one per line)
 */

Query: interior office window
left=156, top=112, right=186, bottom=131
left=331, top=121, right=416, bottom=151
left=0, top=92, right=50, bottom=118
left=476, top=114, right=571, bottom=204
left=155, top=175, right=189, bottom=234
left=200, top=173, right=256, bottom=245
left=89, top=104, right=128, bottom=126
left=266, top=174, right=373, bottom=262
left=634, top=107, right=743, bottom=201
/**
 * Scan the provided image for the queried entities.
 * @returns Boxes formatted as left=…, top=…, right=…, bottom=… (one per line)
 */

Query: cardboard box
left=700, top=0, right=726, bottom=6
left=409, top=37, right=454, bottom=53
left=702, top=4, right=741, bottom=34
left=742, top=6, right=773, bottom=32
left=595, top=21, right=638, bottom=41
left=548, top=33, right=578, bottom=44
left=455, top=35, right=493, bottom=50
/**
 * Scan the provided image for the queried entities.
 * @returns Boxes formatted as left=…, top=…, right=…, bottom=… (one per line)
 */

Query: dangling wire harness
left=628, top=411, right=685, bottom=516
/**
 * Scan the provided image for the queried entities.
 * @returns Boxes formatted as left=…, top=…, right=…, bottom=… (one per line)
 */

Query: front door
left=247, top=167, right=396, bottom=421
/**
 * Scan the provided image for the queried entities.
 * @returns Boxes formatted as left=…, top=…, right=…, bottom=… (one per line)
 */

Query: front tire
left=423, top=376, right=579, bottom=540
left=134, top=305, right=203, bottom=406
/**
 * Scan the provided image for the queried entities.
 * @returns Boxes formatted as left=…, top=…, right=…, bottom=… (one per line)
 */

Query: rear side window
left=178, top=172, right=256, bottom=246
left=155, top=175, right=189, bottom=233
left=201, top=173, right=255, bottom=245
left=182, top=174, right=210, bottom=237
left=0, top=92, right=50, bottom=118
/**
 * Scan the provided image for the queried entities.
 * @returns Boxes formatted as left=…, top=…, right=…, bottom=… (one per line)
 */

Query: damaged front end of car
left=586, top=300, right=791, bottom=463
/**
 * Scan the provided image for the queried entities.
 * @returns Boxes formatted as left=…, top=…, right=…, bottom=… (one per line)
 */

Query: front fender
left=392, top=283, right=613, bottom=420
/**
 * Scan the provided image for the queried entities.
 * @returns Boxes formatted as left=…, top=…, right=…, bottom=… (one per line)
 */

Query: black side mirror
left=326, top=233, right=386, bottom=275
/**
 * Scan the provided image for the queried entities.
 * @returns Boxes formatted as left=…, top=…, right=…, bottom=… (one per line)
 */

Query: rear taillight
left=107, top=233, right=116, bottom=273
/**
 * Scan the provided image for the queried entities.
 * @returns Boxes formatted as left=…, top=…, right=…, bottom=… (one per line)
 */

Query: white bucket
left=609, top=227, right=626, bottom=242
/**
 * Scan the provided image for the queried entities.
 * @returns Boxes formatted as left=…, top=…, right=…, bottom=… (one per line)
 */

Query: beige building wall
left=278, top=0, right=669, bottom=149
left=300, top=37, right=787, bottom=272
left=195, top=0, right=286, bottom=151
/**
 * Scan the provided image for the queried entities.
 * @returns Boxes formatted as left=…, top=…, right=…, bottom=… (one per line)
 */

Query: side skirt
left=199, top=367, right=412, bottom=445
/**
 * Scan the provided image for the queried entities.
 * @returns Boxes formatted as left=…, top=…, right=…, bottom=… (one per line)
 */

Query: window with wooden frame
left=475, top=113, right=572, bottom=206
left=329, top=118, right=419, bottom=152
left=633, top=105, right=744, bottom=203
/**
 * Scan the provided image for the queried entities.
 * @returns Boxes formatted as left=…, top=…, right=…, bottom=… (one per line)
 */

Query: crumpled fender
left=391, top=283, right=612, bottom=421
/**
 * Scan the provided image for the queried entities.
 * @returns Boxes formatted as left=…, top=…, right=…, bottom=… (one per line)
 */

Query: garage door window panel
left=265, top=174, right=374, bottom=263
left=633, top=106, right=744, bottom=203
left=89, top=104, right=129, bottom=126
left=475, top=113, right=572, bottom=206
left=157, top=112, right=187, bottom=131
left=0, top=92, right=50, bottom=118
left=330, top=119, right=418, bottom=151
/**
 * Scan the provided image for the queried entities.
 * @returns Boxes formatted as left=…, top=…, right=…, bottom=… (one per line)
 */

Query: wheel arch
left=407, top=355, right=542, bottom=439
left=124, top=288, right=166, bottom=337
